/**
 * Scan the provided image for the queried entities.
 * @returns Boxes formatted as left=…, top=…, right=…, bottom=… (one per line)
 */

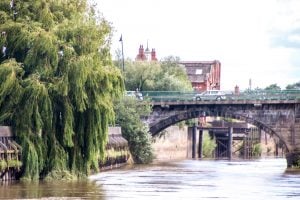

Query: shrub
left=114, top=97, right=154, bottom=164
left=0, top=160, right=7, bottom=171
left=202, top=131, right=216, bottom=158
left=252, top=143, right=262, bottom=157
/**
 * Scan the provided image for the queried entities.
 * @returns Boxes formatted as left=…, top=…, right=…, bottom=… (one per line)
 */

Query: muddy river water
left=1, top=158, right=300, bottom=199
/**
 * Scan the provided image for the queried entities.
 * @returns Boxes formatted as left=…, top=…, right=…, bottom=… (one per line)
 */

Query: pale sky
left=97, top=0, right=300, bottom=90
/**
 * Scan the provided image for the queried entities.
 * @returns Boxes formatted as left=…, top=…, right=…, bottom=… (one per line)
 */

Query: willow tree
left=0, top=0, right=124, bottom=180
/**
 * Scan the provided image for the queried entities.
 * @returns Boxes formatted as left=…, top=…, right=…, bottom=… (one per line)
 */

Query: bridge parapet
left=141, top=90, right=300, bottom=102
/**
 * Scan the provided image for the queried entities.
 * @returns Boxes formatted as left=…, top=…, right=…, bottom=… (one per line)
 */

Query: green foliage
left=0, top=60, right=23, bottom=124
left=0, top=0, right=124, bottom=180
left=286, top=81, right=300, bottom=90
left=202, top=131, right=216, bottom=158
left=177, top=121, right=186, bottom=129
left=44, top=170, right=80, bottom=181
left=106, top=148, right=129, bottom=159
left=0, top=11, right=8, bottom=24
left=252, top=143, right=262, bottom=157
left=222, top=117, right=241, bottom=123
left=124, top=56, right=192, bottom=91
left=265, top=84, right=281, bottom=91
left=7, top=159, right=22, bottom=168
left=0, top=158, right=22, bottom=171
left=185, top=119, right=197, bottom=127
left=114, top=97, right=154, bottom=164
left=0, top=160, right=7, bottom=171
left=124, top=61, right=161, bottom=91
left=239, top=143, right=262, bottom=158
left=158, top=56, right=192, bottom=91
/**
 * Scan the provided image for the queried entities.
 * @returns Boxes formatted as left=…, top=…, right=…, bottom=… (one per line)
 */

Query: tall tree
left=286, top=81, right=300, bottom=90
left=124, top=60, right=160, bottom=91
left=0, top=0, right=124, bottom=180
left=123, top=56, right=192, bottom=91
left=157, top=56, right=192, bottom=91
left=265, top=84, right=281, bottom=91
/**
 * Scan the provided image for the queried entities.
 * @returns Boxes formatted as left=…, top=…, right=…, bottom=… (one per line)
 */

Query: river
left=0, top=158, right=300, bottom=199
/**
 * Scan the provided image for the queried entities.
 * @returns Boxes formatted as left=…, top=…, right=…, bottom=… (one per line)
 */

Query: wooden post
left=243, top=136, right=247, bottom=159
left=192, top=125, right=197, bottom=158
left=249, top=129, right=252, bottom=158
left=246, top=132, right=250, bottom=158
left=275, top=140, right=279, bottom=157
left=265, top=131, right=268, bottom=145
left=210, top=131, right=215, bottom=158
left=187, top=127, right=193, bottom=158
left=258, top=128, right=261, bottom=143
left=198, top=130, right=203, bottom=159
left=228, top=127, right=233, bottom=160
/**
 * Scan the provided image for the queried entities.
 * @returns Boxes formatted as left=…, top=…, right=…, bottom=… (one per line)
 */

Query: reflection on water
left=1, top=158, right=300, bottom=199
left=0, top=180, right=105, bottom=199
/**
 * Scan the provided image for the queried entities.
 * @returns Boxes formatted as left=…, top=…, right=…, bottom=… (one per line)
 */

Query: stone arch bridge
left=141, top=91, right=300, bottom=168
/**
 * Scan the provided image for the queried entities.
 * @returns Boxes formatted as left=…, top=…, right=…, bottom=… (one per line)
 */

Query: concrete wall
left=100, top=126, right=129, bottom=170
left=108, top=126, right=121, bottom=135
left=152, top=126, right=188, bottom=160
left=0, top=126, right=12, bottom=137
left=260, top=131, right=284, bottom=157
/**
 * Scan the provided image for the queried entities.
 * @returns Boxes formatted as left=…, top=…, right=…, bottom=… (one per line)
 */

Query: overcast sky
left=97, top=0, right=300, bottom=90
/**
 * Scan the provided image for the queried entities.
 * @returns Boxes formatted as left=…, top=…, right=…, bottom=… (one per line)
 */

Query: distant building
left=135, top=44, right=157, bottom=61
left=180, top=60, right=221, bottom=92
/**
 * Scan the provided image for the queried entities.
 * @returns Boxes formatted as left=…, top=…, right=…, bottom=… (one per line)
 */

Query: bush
left=0, top=160, right=7, bottom=171
left=114, top=97, right=154, bottom=164
left=202, top=131, right=216, bottom=158
left=0, top=159, right=22, bottom=171
left=252, top=143, right=262, bottom=157
left=7, top=159, right=22, bottom=168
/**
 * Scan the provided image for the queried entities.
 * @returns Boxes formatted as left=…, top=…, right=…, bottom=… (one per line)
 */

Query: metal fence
left=136, top=90, right=300, bottom=102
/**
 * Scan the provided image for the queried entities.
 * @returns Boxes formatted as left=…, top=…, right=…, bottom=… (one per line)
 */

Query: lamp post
left=119, top=34, right=125, bottom=72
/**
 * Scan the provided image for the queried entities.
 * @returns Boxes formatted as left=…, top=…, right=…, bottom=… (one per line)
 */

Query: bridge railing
left=139, top=90, right=300, bottom=102
left=237, top=90, right=300, bottom=101
left=140, top=91, right=195, bottom=102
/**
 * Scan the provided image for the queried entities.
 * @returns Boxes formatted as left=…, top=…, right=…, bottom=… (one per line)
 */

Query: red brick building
left=180, top=60, right=221, bottom=92
left=135, top=44, right=157, bottom=61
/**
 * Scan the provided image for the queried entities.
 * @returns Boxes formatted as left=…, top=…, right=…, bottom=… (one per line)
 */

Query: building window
left=196, top=69, right=202, bottom=75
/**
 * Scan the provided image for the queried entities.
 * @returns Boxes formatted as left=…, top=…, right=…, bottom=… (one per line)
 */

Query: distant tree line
left=115, top=56, right=193, bottom=91
left=248, top=82, right=300, bottom=91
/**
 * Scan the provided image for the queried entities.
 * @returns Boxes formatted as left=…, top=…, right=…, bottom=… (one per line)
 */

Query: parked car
left=194, top=90, right=227, bottom=101
left=126, top=91, right=143, bottom=100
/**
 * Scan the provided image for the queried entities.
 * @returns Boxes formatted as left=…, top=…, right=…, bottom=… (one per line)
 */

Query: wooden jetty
left=99, top=127, right=130, bottom=170
left=0, top=126, right=22, bottom=181
left=188, top=121, right=261, bottom=160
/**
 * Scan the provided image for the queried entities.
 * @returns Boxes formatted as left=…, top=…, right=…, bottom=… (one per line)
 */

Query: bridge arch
left=148, top=107, right=289, bottom=152
left=219, top=111, right=289, bottom=151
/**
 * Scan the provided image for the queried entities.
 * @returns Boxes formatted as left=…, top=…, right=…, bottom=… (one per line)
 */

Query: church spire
left=144, top=40, right=151, bottom=61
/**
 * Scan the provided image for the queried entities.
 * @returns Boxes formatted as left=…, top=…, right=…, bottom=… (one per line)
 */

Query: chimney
left=151, top=48, right=157, bottom=61
left=139, top=45, right=143, bottom=55
left=136, top=45, right=146, bottom=61
left=141, top=45, right=146, bottom=60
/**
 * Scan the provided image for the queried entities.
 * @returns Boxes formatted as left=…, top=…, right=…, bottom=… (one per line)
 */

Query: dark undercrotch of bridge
left=144, top=101, right=300, bottom=168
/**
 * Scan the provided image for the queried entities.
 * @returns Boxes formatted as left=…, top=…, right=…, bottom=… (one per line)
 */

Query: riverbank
left=152, top=126, right=188, bottom=161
